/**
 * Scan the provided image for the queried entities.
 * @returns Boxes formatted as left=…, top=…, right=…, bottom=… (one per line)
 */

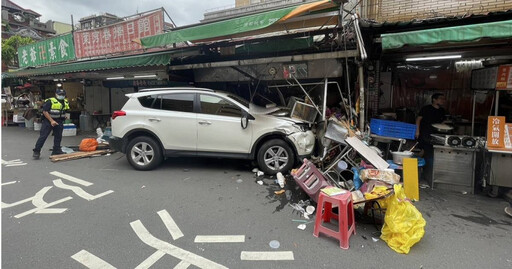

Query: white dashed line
left=135, top=250, right=166, bottom=269
left=71, top=250, right=117, bottom=269
left=50, top=171, right=93, bottom=186
left=157, top=209, right=184, bottom=240
left=130, top=220, right=228, bottom=269
left=240, top=251, right=295, bottom=261
left=1, top=181, right=18, bottom=186
left=194, top=235, right=245, bottom=243
left=174, top=261, right=191, bottom=269
left=53, top=179, right=114, bottom=201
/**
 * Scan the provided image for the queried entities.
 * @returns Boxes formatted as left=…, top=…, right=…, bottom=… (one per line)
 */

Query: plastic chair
left=313, top=191, right=356, bottom=249
left=291, top=159, right=331, bottom=202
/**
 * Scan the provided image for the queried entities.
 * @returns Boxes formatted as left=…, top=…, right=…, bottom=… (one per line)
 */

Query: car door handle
left=148, top=118, right=161, bottom=122
left=198, top=120, right=211, bottom=125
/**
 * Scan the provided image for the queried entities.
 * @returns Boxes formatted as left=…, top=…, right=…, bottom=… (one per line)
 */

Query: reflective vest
left=46, top=97, right=69, bottom=119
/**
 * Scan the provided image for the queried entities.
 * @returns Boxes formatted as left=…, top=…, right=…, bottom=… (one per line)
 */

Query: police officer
left=32, top=89, right=70, bottom=159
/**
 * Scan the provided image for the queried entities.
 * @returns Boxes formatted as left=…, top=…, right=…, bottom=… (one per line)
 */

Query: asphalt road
left=2, top=126, right=512, bottom=268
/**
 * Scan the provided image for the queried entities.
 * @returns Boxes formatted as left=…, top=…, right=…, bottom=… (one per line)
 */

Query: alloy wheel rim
left=263, top=146, right=288, bottom=171
left=131, top=142, right=154, bottom=166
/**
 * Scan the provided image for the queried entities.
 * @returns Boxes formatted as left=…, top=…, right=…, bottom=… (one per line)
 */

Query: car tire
left=126, top=136, right=163, bottom=171
left=257, top=139, right=294, bottom=175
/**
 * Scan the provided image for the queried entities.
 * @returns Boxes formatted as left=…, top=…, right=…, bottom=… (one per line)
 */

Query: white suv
left=110, top=88, right=315, bottom=174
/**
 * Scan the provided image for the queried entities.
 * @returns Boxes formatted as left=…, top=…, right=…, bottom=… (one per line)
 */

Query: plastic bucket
left=25, top=118, right=34, bottom=129
left=34, top=122, right=42, bottom=131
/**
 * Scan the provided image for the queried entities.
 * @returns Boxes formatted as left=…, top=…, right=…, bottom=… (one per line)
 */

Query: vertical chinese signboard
left=73, top=10, right=164, bottom=58
left=17, top=33, right=75, bottom=68
left=487, top=116, right=505, bottom=149
left=496, top=65, right=512, bottom=90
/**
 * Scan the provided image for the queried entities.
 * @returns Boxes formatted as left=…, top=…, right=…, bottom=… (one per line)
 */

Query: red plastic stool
left=313, top=191, right=356, bottom=249
left=291, top=159, right=331, bottom=202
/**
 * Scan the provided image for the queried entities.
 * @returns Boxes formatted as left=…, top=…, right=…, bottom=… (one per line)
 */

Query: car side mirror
left=241, top=112, right=254, bottom=129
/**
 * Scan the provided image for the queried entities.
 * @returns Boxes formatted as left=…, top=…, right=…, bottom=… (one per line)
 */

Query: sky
left=11, top=0, right=235, bottom=27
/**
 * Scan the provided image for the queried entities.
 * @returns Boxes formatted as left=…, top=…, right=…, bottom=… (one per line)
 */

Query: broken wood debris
left=49, top=150, right=113, bottom=162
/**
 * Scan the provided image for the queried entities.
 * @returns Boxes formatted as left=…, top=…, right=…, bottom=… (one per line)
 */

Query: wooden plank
left=345, top=137, right=389, bottom=170
left=403, top=158, right=419, bottom=201
left=50, top=150, right=111, bottom=162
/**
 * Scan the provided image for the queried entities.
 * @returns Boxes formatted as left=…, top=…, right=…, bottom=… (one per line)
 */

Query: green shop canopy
left=381, top=19, right=512, bottom=50
left=140, top=0, right=335, bottom=48
left=5, top=51, right=173, bottom=78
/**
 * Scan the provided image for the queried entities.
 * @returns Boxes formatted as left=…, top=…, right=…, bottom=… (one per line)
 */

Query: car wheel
left=126, top=136, right=163, bottom=171
left=257, top=139, right=294, bottom=175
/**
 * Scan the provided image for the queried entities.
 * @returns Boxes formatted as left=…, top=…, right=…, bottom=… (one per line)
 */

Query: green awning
left=5, top=52, right=173, bottom=78
left=382, top=19, right=512, bottom=50
left=140, top=0, right=336, bottom=48
left=235, top=37, right=313, bottom=54
left=141, top=7, right=296, bottom=48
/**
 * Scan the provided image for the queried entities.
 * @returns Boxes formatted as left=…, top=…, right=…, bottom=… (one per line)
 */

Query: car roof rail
left=138, top=87, right=214, bottom=92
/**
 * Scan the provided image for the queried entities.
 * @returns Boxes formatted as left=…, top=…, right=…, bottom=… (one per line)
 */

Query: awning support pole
left=358, top=63, right=365, bottom=132
left=323, top=78, right=328, bottom=121
left=471, top=91, right=476, bottom=136
left=292, top=75, right=322, bottom=115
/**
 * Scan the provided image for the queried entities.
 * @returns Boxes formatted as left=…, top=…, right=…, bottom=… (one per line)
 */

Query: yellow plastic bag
left=381, top=184, right=426, bottom=254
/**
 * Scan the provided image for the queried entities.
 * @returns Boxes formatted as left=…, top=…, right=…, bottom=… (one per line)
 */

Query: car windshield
left=228, top=94, right=250, bottom=108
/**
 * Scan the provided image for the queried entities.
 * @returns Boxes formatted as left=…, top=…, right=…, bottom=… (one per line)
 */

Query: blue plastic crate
left=370, top=118, right=416, bottom=140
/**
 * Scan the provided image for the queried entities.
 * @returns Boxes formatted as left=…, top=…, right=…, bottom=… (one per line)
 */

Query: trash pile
left=50, top=127, right=113, bottom=162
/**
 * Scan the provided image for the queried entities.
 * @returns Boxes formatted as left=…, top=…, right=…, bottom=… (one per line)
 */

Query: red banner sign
left=73, top=10, right=164, bottom=58
left=496, top=65, right=512, bottom=90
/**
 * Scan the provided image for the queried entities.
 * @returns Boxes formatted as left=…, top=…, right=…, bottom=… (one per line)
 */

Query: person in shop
left=415, top=93, right=447, bottom=184
left=32, top=89, right=70, bottom=159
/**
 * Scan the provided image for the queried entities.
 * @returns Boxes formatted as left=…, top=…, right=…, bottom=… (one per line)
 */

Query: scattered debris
left=419, top=184, right=430, bottom=189
left=269, top=240, right=280, bottom=249
left=461, top=191, right=468, bottom=195
left=277, top=172, right=285, bottom=188
left=257, top=171, right=265, bottom=177
left=236, top=179, right=243, bottom=183
left=141, top=185, right=145, bottom=189
left=183, top=177, right=190, bottom=181
left=306, top=206, right=315, bottom=215
left=361, top=235, right=368, bottom=240
left=297, top=224, right=307, bottom=230
left=49, top=150, right=113, bottom=162
left=252, top=168, right=259, bottom=173
left=372, top=237, right=379, bottom=242
left=274, top=190, right=285, bottom=195
left=292, top=219, right=308, bottom=223
left=256, top=180, right=264, bottom=185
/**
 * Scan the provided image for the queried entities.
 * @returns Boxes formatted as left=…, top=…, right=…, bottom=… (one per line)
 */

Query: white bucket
left=24, top=118, right=34, bottom=129
left=34, top=122, right=42, bottom=131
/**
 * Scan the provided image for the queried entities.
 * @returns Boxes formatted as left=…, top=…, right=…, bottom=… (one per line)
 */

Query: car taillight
left=112, top=110, right=126, bottom=119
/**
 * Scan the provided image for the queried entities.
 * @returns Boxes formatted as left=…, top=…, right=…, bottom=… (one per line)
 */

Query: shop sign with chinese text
left=487, top=116, right=505, bottom=149
left=73, top=10, right=164, bottom=58
left=17, top=33, right=75, bottom=68
left=496, top=65, right=512, bottom=90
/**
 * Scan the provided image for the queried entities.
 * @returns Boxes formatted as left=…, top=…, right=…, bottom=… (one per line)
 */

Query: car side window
left=200, top=94, right=242, bottom=117
left=138, top=95, right=160, bottom=109
left=160, top=93, right=194, bottom=113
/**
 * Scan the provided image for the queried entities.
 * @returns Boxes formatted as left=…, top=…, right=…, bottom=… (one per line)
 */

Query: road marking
left=2, top=159, right=27, bottom=167
left=174, top=261, right=191, bottom=269
left=14, top=186, right=72, bottom=218
left=53, top=179, right=114, bottom=201
left=1, top=181, right=18, bottom=186
left=50, top=171, right=93, bottom=186
left=135, top=250, right=166, bottom=269
left=130, top=220, right=228, bottom=269
left=157, top=209, right=184, bottom=240
left=71, top=250, right=117, bottom=269
left=194, top=235, right=245, bottom=243
left=6, top=163, right=27, bottom=167
left=240, top=251, right=295, bottom=261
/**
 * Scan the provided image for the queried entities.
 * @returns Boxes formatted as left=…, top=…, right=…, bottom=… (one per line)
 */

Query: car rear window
left=138, top=95, right=160, bottom=109
left=161, top=93, right=194, bottom=113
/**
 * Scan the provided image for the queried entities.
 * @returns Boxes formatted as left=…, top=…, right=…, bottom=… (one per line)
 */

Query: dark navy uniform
left=33, top=94, right=70, bottom=157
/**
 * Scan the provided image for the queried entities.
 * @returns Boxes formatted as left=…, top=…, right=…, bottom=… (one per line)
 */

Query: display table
left=433, top=145, right=477, bottom=194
